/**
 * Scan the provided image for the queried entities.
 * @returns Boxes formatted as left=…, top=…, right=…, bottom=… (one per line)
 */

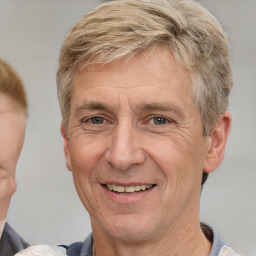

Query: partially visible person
left=0, top=58, right=29, bottom=255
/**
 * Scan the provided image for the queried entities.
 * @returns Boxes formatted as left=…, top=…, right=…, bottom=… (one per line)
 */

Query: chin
left=102, top=214, right=158, bottom=242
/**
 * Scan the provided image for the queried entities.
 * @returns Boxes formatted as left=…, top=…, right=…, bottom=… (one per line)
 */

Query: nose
left=105, top=123, right=146, bottom=171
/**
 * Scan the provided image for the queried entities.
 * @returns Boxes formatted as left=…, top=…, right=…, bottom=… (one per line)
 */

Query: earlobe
left=203, top=111, right=232, bottom=173
left=60, top=122, right=72, bottom=171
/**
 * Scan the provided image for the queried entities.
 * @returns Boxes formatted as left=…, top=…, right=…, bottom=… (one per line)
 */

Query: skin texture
left=62, top=49, right=231, bottom=256
left=0, top=93, right=26, bottom=237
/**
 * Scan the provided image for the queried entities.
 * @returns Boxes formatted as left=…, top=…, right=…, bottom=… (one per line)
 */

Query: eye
left=150, top=116, right=169, bottom=125
left=87, top=116, right=106, bottom=124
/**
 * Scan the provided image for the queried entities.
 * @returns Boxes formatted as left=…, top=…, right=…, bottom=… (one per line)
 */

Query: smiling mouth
left=103, top=184, right=156, bottom=194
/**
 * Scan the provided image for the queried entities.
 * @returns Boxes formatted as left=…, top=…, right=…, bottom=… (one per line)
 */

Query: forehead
left=0, top=93, right=24, bottom=113
left=70, top=49, right=195, bottom=118
left=73, top=49, right=191, bottom=92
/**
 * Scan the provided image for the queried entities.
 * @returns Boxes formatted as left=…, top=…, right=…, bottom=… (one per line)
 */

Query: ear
left=203, top=111, right=232, bottom=173
left=60, top=122, right=72, bottom=171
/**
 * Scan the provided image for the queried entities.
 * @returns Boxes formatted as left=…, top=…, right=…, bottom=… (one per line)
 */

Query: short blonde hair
left=0, top=58, right=27, bottom=114
left=57, top=0, right=233, bottom=135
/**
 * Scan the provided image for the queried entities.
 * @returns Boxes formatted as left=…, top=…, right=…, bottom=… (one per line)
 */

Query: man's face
left=63, top=49, right=212, bottom=242
left=0, top=93, right=26, bottom=220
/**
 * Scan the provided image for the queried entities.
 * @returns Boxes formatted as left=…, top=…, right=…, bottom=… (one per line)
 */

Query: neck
left=92, top=217, right=211, bottom=256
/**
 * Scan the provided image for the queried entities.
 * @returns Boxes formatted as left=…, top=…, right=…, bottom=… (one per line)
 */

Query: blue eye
left=89, top=117, right=105, bottom=124
left=152, top=117, right=168, bottom=125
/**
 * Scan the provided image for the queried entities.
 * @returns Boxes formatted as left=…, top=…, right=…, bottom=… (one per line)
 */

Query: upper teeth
left=106, top=184, right=153, bottom=193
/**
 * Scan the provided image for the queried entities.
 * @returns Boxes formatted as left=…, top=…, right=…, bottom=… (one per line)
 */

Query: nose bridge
left=105, top=120, right=145, bottom=171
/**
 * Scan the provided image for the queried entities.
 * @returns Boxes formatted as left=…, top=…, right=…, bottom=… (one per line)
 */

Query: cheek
left=69, top=139, right=109, bottom=216
left=69, top=137, right=107, bottom=173
left=148, top=135, right=204, bottom=191
left=68, top=137, right=108, bottom=198
left=0, top=119, right=25, bottom=173
left=148, top=138, right=189, bottom=174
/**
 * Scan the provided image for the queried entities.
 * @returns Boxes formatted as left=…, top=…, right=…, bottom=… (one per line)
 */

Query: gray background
left=0, top=0, right=255, bottom=255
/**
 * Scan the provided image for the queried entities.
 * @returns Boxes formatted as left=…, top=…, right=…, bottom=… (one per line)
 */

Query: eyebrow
left=75, top=101, right=109, bottom=117
left=75, top=101, right=185, bottom=119
left=138, top=102, right=185, bottom=118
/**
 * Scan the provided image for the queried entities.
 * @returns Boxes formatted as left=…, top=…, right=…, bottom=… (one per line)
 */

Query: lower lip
left=101, top=185, right=156, bottom=204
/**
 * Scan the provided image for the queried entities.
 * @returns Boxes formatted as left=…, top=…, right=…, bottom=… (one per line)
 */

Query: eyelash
left=83, top=116, right=108, bottom=124
left=81, top=115, right=173, bottom=127
left=148, top=116, right=170, bottom=125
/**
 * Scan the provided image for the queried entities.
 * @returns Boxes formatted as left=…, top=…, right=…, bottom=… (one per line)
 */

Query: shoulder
left=219, top=246, right=243, bottom=256
left=201, top=223, right=242, bottom=256
left=0, top=223, right=29, bottom=256
left=60, top=242, right=84, bottom=256
left=59, top=233, right=93, bottom=256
